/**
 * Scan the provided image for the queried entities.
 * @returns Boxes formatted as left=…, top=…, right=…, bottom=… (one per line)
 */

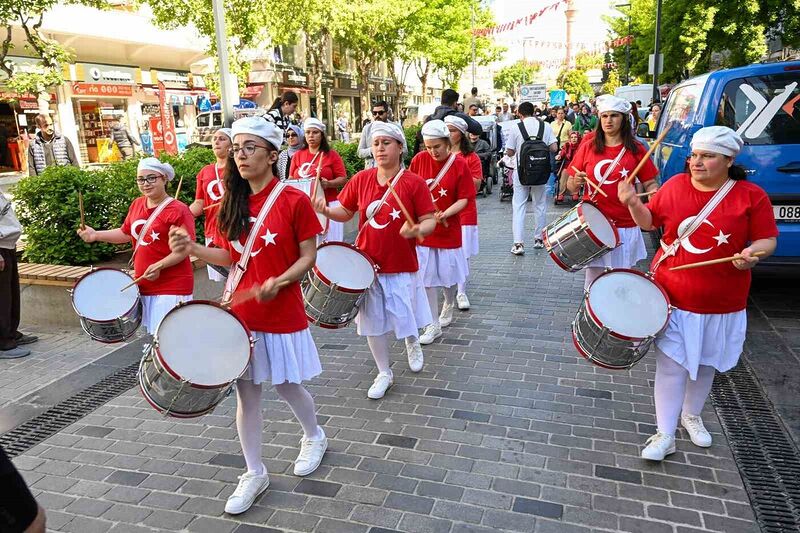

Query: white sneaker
left=405, top=339, right=424, bottom=372
left=456, top=293, right=470, bottom=310
left=681, top=414, right=712, bottom=448
left=641, top=432, right=676, bottom=461
left=439, top=303, right=455, bottom=327
left=533, top=238, right=544, bottom=249
left=419, top=324, right=442, bottom=345
left=368, top=371, right=394, bottom=399
left=294, top=427, right=328, bottom=476
left=511, top=243, right=525, bottom=255
left=224, top=469, right=270, bottom=514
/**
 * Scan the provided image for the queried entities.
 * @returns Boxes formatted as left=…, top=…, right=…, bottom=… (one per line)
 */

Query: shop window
left=274, top=45, right=295, bottom=66
left=332, top=42, right=348, bottom=72
left=74, top=100, right=126, bottom=163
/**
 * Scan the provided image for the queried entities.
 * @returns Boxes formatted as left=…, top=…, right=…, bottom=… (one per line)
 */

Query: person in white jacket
left=357, top=101, right=391, bottom=169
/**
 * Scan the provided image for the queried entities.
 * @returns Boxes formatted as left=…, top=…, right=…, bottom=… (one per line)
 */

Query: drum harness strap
left=128, top=197, right=175, bottom=268
left=588, top=147, right=626, bottom=201
left=354, top=169, right=406, bottom=246
left=428, top=153, right=457, bottom=197
left=222, top=181, right=288, bottom=303
left=651, top=178, right=736, bottom=273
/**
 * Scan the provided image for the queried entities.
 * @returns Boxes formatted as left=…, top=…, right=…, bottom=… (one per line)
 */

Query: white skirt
left=656, top=308, right=747, bottom=380
left=416, top=245, right=468, bottom=288
left=241, top=328, right=322, bottom=385
left=319, top=200, right=344, bottom=244
left=461, top=225, right=479, bottom=259
left=587, top=226, right=647, bottom=269
left=355, top=272, right=432, bottom=339
left=205, top=237, right=226, bottom=282
left=142, top=294, right=192, bottom=335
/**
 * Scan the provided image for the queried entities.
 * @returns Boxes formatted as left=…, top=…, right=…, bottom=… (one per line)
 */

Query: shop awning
left=241, top=85, right=264, bottom=98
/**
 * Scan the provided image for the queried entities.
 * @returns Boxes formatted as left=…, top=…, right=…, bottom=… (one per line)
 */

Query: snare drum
left=573, top=269, right=671, bottom=369
left=302, top=242, right=376, bottom=328
left=543, top=202, right=619, bottom=272
left=71, top=268, right=142, bottom=343
left=138, top=301, right=252, bottom=418
left=285, top=178, right=329, bottom=234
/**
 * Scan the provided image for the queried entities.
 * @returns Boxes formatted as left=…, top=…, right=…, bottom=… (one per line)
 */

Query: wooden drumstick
left=78, top=191, right=86, bottom=231
left=174, top=175, right=184, bottom=200
left=625, top=122, right=672, bottom=185
left=669, top=251, right=766, bottom=271
left=311, top=153, right=324, bottom=200
left=570, top=166, right=608, bottom=198
left=120, top=265, right=163, bottom=292
left=203, top=201, right=221, bottom=211
left=385, top=178, right=424, bottom=243
left=635, top=190, right=658, bottom=197
left=226, top=286, right=260, bottom=306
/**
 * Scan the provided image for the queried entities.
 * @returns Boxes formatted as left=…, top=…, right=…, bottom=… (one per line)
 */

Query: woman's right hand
left=77, top=226, right=97, bottom=243
left=617, top=180, right=638, bottom=207
left=168, top=226, right=193, bottom=254
left=312, top=196, right=327, bottom=215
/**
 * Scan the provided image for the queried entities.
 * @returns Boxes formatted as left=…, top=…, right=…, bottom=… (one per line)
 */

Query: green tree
left=493, top=60, right=540, bottom=102
left=601, top=69, right=621, bottom=95
left=575, top=51, right=603, bottom=71
left=557, top=68, right=593, bottom=101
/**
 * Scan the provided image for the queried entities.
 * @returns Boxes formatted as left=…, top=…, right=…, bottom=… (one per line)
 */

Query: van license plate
left=774, top=206, right=800, bottom=221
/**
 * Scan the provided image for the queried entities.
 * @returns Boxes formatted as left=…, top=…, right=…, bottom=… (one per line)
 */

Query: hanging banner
left=157, top=81, right=178, bottom=156
left=473, top=0, right=568, bottom=37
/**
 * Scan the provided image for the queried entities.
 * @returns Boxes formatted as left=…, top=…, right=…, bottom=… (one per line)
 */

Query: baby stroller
left=498, top=158, right=514, bottom=202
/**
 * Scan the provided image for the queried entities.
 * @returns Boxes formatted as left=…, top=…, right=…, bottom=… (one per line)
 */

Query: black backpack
left=516, top=120, right=552, bottom=186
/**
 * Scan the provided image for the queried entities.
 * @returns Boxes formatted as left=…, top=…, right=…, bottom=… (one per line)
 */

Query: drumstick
left=385, top=178, right=424, bottom=243
left=78, top=192, right=86, bottom=231
left=174, top=175, right=184, bottom=200
left=311, top=153, right=324, bottom=200
left=669, top=251, right=766, bottom=271
left=636, top=190, right=658, bottom=197
left=570, top=166, right=608, bottom=198
left=625, top=122, right=672, bottom=185
left=226, top=286, right=260, bottom=306
left=119, top=265, right=163, bottom=291
left=203, top=201, right=221, bottom=211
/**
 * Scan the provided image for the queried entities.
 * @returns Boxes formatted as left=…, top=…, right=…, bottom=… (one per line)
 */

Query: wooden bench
left=19, top=257, right=206, bottom=288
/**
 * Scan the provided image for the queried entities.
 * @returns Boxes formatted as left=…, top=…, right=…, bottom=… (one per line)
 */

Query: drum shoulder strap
left=354, top=169, right=405, bottom=244
left=428, top=153, right=456, bottom=191
left=131, top=197, right=174, bottom=262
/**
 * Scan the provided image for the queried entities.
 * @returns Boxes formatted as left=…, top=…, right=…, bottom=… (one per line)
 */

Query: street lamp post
left=652, top=0, right=662, bottom=103
left=211, top=0, right=236, bottom=127
left=615, top=3, right=631, bottom=85
left=471, top=6, right=476, bottom=88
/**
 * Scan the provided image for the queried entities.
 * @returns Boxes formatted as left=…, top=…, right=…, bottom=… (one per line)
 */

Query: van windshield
left=663, top=83, right=701, bottom=126
left=716, top=72, right=800, bottom=145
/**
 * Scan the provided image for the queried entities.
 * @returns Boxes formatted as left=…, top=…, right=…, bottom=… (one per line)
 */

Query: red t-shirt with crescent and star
left=458, top=152, right=482, bottom=226
left=409, top=152, right=476, bottom=249
left=648, top=173, right=778, bottom=314
left=338, top=168, right=436, bottom=274
left=195, top=162, right=225, bottom=242
left=568, top=141, right=658, bottom=227
left=288, top=148, right=348, bottom=203
left=121, top=197, right=195, bottom=296
left=217, top=179, right=323, bottom=333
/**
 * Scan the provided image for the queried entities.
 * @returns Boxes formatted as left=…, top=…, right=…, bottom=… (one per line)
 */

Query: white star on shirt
left=261, top=229, right=277, bottom=246
left=619, top=168, right=629, bottom=178
left=389, top=208, right=401, bottom=220
left=150, top=230, right=160, bottom=242
left=438, top=188, right=448, bottom=198
left=712, top=230, right=731, bottom=246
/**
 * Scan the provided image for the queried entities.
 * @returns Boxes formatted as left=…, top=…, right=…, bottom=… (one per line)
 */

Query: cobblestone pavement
left=9, top=193, right=762, bottom=533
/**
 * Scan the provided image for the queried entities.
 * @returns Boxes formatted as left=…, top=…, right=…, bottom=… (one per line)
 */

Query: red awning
left=241, top=85, right=264, bottom=98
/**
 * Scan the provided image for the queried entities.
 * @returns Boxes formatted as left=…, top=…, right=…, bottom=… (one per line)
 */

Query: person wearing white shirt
left=504, top=102, right=558, bottom=255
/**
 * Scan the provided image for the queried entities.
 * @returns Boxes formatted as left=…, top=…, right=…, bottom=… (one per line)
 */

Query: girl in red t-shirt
left=409, top=120, right=476, bottom=346
left=189, top=128, right=231, bottom=282
left=568, top=95, right=660, bottom=289
left=444, top=115, right=482, bottom=312
left=315, top=122, right=437, bottom=399
left=556, top=130, right=581, bottom=203
left=619, top=126, right=778, bottom=462
left=77, top=158, right=194, bottom=334
left=288, top=118, right=348, bottom=242
left=169, top=117, right=326, bottom=515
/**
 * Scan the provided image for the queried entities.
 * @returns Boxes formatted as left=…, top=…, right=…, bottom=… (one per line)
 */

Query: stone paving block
left=431, top=500, right=484, bottom=524
left=267, top=509, right=321, bottom=532
left=143, top=508, right=195, bottom=530
left=481, top=508, right=536, bottom=532
left=384, top=491, right=435, bottom=514
left=396, top=512, right=453, bottom=533
left=61, top=515, right=115, bottom=533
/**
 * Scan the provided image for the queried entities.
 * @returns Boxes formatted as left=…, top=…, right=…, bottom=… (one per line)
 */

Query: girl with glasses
left=77, top=158, right=195, bottom=333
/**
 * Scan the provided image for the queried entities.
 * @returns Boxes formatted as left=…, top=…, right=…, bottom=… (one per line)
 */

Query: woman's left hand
left=143, top=263, right=162, bottom=281
left=434, top=211, right=448, bottom=226
left=256, top=277, right=280, bottom=302
left=733, top=247, right=760, bottom=270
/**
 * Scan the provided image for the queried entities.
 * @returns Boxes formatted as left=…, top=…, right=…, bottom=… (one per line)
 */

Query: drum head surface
left=316, top=244, right=375, bottom=289
left=73, top=270, right=139, bottom=320
left=581, top=203, right=618, bottom=247
left=156, top=303, right=251, bottom=386
left=588, top=271, right=668, bottom=338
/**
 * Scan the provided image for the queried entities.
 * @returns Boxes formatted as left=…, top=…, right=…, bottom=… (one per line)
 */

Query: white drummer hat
left=138, top=158, right=175, bottom=181
left=231, top=116, right=283, bottom=150
left=690, top=126, right=743, bottom=157
left=370, top=121, right=408, bottom=154
left=421, top=119, right=450, bottom=140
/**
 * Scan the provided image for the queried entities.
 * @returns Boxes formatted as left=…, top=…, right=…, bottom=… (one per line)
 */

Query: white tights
left=457, top=259, right=470, bottom=295
left=235, top=379, right=320, bottom=474
left=426, top=286, right=457, bottom=325
left=366, top=333, right=419, bottom=376
left=653, top=349, right=716, bottom=435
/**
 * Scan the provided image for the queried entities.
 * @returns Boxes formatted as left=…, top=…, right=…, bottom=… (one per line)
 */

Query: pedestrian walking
left=265, top=91, right=299, bottom=135
left=168, top=117, right=327, bottom=514
left=618, top=126, right=778, bottom=461
left=313, top=122, right=436, bottom=399
left=336, top=114, right=350, bottom=142
left=28, top=114, right=79, bottom=176
left=110, top=118, right=140, bottom=160
left=357, top=101, right=390, bottom=169
left=573, top=104, right=597, bottom=134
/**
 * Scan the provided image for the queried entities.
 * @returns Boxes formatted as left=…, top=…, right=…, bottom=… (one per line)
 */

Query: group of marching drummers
left=70, top=92, right=778, bottom=515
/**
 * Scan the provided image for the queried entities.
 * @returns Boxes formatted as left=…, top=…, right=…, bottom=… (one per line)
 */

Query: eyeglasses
left=372, top=110, right=386, bottom=116
left=232, top=143, right=270, bottom=156
left=135, top=174, right=160, bottom=185
left=286, top=133, right=298, bottom=138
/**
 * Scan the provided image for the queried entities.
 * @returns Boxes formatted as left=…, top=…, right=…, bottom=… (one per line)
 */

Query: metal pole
left=625, top=9, right=631, bottom=85
left=652, top=0, right=662, bottom=103
left=471, top=7, right=476, bottom=88
left=211, top=0, right=236, bottom=127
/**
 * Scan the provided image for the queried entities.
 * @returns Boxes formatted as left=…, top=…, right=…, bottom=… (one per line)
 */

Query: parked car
left=644, top=60, right=800, bottom=266
left=192, top=109, right=265, bottom=145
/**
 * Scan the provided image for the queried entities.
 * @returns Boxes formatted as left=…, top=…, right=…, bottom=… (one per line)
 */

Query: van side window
left=663, top=84, right=701, bottom=126
left=213, top=113, right=223, bottom=127
left=197, top=114, right=210, bottom=128
left=716, top=73, right=800, bottom=145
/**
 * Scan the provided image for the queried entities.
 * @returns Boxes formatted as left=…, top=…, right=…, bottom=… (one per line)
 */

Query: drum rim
left=71, top=267, right=140, bottom=322
left=585, top=268, right=671, bottom=341
left=153, top=299, right=253, bottom=389
left=576, top=201, right=620, bottom=249
left=313, top=241, right=377, bottom=293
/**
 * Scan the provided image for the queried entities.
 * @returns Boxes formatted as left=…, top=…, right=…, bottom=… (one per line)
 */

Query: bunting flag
left=606, top=35, right=634, bottom=48
left=473, top=0, right=569, bottom=37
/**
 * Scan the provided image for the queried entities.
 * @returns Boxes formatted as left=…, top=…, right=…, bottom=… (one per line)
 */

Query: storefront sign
left=72, top=83, right=133, bottom=97
left=283, top=71, right=308, bottom=86
left=79, top=63, right=139, bottom=84
left=141, top=104, right=160, bottom=115
left=158, top=81, right=178, bottom=155
left=148, top=117, right=165, bottom=155
left=0, top=56, right=45, bottom=81
left=18, top=99, right=38, bottom=110
left=154, top=70, right=191, bottom=90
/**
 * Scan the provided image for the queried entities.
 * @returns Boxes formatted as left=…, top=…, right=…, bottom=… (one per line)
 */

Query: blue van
left=651, top=60, right=800, bottom=265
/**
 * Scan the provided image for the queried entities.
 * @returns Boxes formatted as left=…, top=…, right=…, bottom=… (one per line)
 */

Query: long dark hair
left=303, top=130, right=331, bottom=153
left=593, top=112, right=642, bottom=155
left=453, top=131, right=474, bottom=156
left=216, top=149, right=280, bottom=242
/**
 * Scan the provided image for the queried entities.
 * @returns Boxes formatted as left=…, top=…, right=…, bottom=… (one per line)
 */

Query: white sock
left=653, top=350, right=689, bottom=436
left=235, top=380, right=266, bottom=474
left=443, top=285, right=457, bottom=306
left=367, top=334, right=392, bottom=374
left=425, top=287, right=439, bottom=326
left=274, top=382, right=320, bottom=439
left=682, top=365, right=716, bottom=417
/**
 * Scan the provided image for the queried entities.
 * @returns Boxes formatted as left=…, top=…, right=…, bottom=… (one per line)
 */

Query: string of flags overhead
left=472, top=0, right=568, bottom=37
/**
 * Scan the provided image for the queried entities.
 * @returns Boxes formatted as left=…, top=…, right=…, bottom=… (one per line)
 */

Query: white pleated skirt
left=462, top=225, right=479, bottom=259
left=587, top=226, right=647, bottom=269
left=416, top=245, right=468, bottom=288
left=240, top=328, right=322, bottom=385
left=319, top=200, right=344, bottom=244
left=204, top=237, right=226, bottom=282
left=142, top=294, right=192, bottom=335
left=656, top=308, right=747, bottom=380
left=355, top=272, right=433, bottom=339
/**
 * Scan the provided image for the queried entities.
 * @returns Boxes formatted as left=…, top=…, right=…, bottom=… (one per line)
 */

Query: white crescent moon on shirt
left=231, top=216, right=263, bottom=257
left=677, top=216, right=714, bottom=255
left=130, top=220, right=153, bottom=246
left=298, top=162, right=314, bottom=179
left=367, top=199, right=390, bottom=230
left=594, top=158, right=620, bottom=185
left=207, top=179, right=224, bottom=201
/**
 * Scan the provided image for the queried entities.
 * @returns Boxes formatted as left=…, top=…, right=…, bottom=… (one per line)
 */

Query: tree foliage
left=493, top=60, right=540, bottom=101
left=575, top=51, right=603, bottom=71
left=557, top=68, right=593, bottom=101
left=601, top=69, right=622, bottom=95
